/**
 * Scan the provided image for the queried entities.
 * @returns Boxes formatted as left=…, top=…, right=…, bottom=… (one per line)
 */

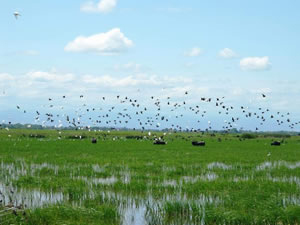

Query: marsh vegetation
left=0, top=129, right=300, bottom=224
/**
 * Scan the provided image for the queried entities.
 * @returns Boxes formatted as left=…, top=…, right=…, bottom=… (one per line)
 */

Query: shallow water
left=77, top=176, right=118, bottom=185
left=182, top=173, right=218, bottom=183
left=0, top=182, right=65, bottom=208
left=1, top=160, right=300, bottom=224
left=0, top=178, right=222, bottom=225
left=256, top=161, right=300, bottom=171
left=267, top=174, right=300, bottom=187
left=207, top=162, right=232, bottom=170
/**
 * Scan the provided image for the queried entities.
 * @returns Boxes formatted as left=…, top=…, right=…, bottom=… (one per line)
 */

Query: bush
left=28, top=134, right=46, bottom=138
left=241, top=133, right=257, bottom=139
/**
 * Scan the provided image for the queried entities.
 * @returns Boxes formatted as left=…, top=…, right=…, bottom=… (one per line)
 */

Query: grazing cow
left=192, top=141, right=205, bottom=146
left=271, top=141, right=281, bottom=146
left=91, top=138, right=97, bottom=144
left=153, top=140, right=166, bottom=145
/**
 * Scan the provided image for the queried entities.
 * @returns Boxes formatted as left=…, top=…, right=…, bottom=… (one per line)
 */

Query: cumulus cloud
left=184, top=47, right=202, bottom=57
left=240, top=56, right=271, bottom=71
left=218, top=48, right=237, bottom=59
left=81, top=0, right=117, bottom=13
left=64, top=28, right=133, bottom=55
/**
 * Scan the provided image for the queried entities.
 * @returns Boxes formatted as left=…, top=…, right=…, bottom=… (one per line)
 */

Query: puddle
left=91, top=177, right=118, bottom=185
left=267, top=175, right=300, bottom=187
left=0, top=161, right=59, bottom=181
left=207, top=162, right=232, bottom=170
left=256, top=161, right=300, bottom=171
left=75, top=176, right=118, bottom=186
left=281, top=194, right=300, bottom=207
left=92, top=164, right=105, bottom=173
left=182, top=173, right=218, bottom=183
left=233, top=176, right=250, bottom=182
left=161, top=173, right=218, bottom=188
left=0, top=182, right=65, bottom=208
left=107, top=192, right=223, bottom=225
left=162, top=180, right=177, bottom=187
left=122, top=202, right=148, bottom=225
left=121, top=172, right=131, bottom=184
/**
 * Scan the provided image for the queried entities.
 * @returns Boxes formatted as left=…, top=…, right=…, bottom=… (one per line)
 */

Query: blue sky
left=0, top=0, right=300, bottom=131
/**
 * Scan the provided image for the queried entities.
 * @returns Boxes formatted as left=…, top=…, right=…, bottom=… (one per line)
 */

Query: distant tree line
left=0, top=123, right=299, bottom=136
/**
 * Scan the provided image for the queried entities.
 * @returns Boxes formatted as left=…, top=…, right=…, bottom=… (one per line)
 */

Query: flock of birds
left=4, top=10, right=299, bottom=133
left=2, top=91, right=299, bottom=133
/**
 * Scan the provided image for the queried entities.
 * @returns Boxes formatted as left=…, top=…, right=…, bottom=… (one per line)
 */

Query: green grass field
left=1, top=129, right=300, bottom=224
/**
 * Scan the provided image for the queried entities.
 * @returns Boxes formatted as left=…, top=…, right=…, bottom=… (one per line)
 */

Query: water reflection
left=0, top=182, right=65, bottom=208
left=1, top=160, right=300, bottom=225
left=256, top=161, right=300, bottom=171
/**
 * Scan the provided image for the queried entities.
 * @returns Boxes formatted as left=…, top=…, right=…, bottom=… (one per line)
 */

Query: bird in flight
left=14, top=11, right=21, bottom=19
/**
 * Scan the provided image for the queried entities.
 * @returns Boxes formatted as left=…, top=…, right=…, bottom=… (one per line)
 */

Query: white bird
left=14, top=11, right=20, bottom=19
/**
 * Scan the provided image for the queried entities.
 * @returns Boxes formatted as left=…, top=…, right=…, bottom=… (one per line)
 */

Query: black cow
left=91, top=138, right=97, bottom=144
left=153, top=140, right=166, bottom=145
left=192, top=141, right=205, bottom=146
left=271, top=141, right=281, bottom=146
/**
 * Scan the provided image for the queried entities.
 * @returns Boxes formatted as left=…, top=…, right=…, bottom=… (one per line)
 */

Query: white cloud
left=218, top=48, right=237, bottom=59
left=82, top=74, right=162, bottom=87
left=250, top=87, right=272, bottom=94
left=184, top=47, right=202, bottom=57
left=81, top=0, right=117, bottom=13
left=27, top=71, right=75, bottom=83
left=0, top=70, right=195, bottom=99
left=64, top=28, right=133, bottom=55
left=0, top=73, right=15, bottom=82
left=114, top=62, right=142, bottom=72
left=240, top=56, right=271, bottom=71
left=2, top=70, right=300, bottom=124
left=24, top=50, right=39, bottom=56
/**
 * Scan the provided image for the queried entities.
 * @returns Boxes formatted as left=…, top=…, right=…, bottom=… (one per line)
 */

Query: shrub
left=241, top=133, right=257, bottom=139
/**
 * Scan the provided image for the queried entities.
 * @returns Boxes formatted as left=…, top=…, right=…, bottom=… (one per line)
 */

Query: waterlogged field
left=0, top=129, right=300, bottom=225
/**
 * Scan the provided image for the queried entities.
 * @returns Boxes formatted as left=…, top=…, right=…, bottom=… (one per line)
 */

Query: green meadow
left=1, top=129, right=300, bottom=224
